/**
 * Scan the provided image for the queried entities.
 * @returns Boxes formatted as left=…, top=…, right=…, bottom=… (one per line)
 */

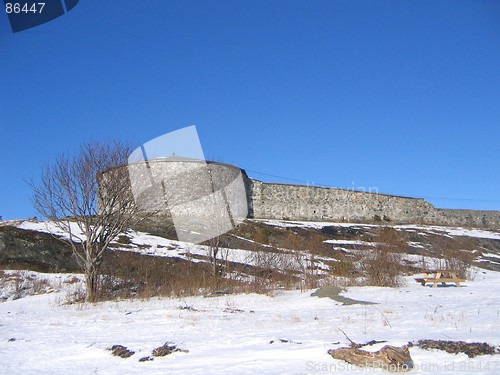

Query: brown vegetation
left=360, top=228, right=407, bottom=287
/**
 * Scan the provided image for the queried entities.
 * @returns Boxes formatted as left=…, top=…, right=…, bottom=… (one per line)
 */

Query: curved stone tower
left=125, top=157, right=250, bottom=243
left=102, top=158, right=500, bottom=230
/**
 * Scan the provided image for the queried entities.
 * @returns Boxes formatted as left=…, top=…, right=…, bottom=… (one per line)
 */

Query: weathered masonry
left=106, top=159, right=500, bottom=229
left=248, top=179, right=500, bottom=229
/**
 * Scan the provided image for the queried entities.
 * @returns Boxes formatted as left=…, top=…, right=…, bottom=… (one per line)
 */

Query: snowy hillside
left=1, top=219, right=500, bottom=374
left=7, top=218, right=500, bottom=273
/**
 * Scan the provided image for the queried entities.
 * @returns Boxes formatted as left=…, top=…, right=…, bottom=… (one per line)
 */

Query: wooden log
left=328, top=345, right=413, bottom=371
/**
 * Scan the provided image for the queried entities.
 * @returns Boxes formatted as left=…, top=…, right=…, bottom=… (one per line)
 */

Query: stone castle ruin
left=106, top=158, right=500, bottom=230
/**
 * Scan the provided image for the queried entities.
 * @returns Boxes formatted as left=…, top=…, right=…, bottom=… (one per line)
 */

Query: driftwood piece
left=328, top=345, right=414, bottom=371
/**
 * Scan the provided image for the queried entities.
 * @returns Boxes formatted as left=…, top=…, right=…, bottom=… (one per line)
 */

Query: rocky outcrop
left=0, top=225, right=80, bottom=272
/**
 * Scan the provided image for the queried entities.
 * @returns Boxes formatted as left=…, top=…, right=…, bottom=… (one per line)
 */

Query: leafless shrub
left=329, top=260, right=356, bottom=277
left=362, top=249, right=405, bottom=287
left=437, top=237, right=476, bottom=279
left=31, top=278, right=51, bottom=294
left=249, top=250, right=282, bottom=284
left=280, top=231, right=322, bottom=290
left=63, top=285, right=86, bottom=305
left=361, top=228, right=406, bottom=287
left=246, top=248, right=296, bottom=292
left=98, top=250, right=218, bottom=299
left=206, top=235, right=228, bottom=291
left=253, top=226, right=271, bottom=245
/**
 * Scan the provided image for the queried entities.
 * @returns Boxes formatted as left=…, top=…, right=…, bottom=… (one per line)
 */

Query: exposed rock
left=0, top=225, right=79, bottom=272
left=178, top=305, right=199, bottom=312
left=269, top=338, right=302, bottom=344
left=152, top=343, right=188, bottom=357
left=311, top=285, right=376, bottom=305
left=223, top=307, right=245, bottom=313
left=415, top=339, right=498, bottom=358
left=109, top=345, right=135, bottom=358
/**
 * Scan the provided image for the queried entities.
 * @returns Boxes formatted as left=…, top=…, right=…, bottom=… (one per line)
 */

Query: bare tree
left=29, top=141, right=141, bottom=302
left=207, top=235, right=223, bottom=289
left=206, top=235, right=234, bottom=291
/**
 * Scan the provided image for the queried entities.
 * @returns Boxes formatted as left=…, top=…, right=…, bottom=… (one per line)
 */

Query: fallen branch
left=338, top=329, right=387, bottom=348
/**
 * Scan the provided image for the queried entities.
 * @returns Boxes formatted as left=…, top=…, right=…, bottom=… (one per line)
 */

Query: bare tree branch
left=28, top=140, right=143, bottom=302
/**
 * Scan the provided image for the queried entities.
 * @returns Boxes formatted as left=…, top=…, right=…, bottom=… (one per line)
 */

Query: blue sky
left=1, top=0, right=500, bottom=220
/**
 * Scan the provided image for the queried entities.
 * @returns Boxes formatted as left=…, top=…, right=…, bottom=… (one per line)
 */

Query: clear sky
left=1, top=0, right=500, bottom=220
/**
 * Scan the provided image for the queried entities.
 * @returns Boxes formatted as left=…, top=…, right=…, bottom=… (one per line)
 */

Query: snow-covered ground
left=1, top=269, right=499, bottom=374
left=2, top=219, right=500, bottom=373
left=394, top=225, right=500, bottom=241
left=258, top=219, right=500, bottom=241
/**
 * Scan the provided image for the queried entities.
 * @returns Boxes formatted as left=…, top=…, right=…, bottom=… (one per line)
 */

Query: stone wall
left=126, top=158, right=248, bottom=214
left=249, top=180, right=436, bottom=224
left=438, top=209, right=500, bottom=229
left=103, top=160, right=500, bottom=230
left=248, top=179, right=500, bottom=229
left=108, top=158, right=250, bottom=242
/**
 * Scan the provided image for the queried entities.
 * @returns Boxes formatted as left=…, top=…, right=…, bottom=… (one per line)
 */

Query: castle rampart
left=248, top=179, right=500, bottom=229
left=248, top=179, right=437, bottom=224
left=104, top=159, right=500, bottom=230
